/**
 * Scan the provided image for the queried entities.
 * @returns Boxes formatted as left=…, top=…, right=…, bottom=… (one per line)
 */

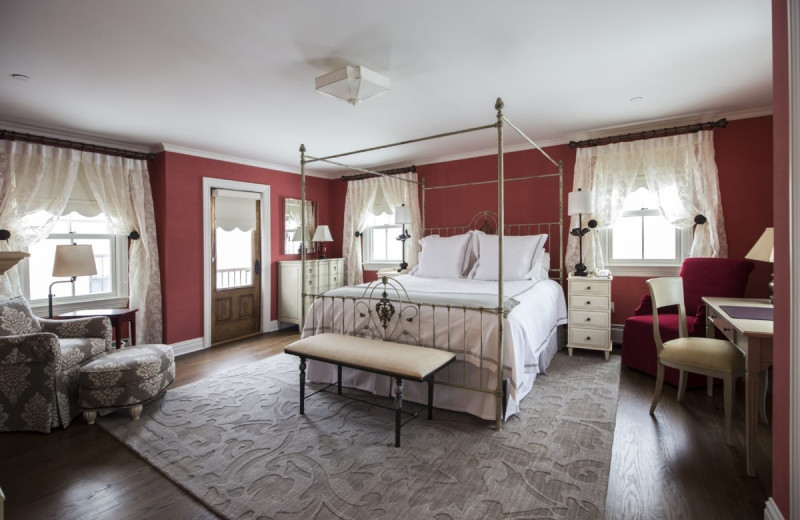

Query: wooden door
left=211, top=193, right=261, bottom=345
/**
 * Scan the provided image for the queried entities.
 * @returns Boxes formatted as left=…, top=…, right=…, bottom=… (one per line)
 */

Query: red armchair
left=621, top=257, right=754, bottom=387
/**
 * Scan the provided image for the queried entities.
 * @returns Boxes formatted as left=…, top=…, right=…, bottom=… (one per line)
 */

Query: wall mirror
left=284, top=197, right=317, bottom=254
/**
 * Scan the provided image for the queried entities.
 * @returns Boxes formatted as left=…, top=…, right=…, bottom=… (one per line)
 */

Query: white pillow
left=529, top=250, right=551, bottom=280
left=472, top=234, right=547, bottom=281
left=415, top=234, right=473, bottom=278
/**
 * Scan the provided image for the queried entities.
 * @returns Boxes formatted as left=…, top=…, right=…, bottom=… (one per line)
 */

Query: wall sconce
left=568, top=189, right=597, bottom=277
left=49, top=244, right=97, bottom=318
left=745, top=227, right=774, bottom=303
left=395, top=204, right=412, bottom=271
left=312, top=225, right=333, bottom=259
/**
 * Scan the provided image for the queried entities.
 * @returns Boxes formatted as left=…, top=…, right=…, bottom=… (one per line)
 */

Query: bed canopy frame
left=298, top=98, right=564, bottom=429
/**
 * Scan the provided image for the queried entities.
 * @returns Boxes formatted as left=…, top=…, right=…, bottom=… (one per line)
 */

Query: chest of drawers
left=278, top=258, right=344, bottom=326
left=567, top=276, right=612, bottom=360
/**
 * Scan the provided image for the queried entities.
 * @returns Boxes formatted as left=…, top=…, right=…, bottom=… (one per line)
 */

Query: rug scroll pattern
left=99, top=351, right=621, bottom=520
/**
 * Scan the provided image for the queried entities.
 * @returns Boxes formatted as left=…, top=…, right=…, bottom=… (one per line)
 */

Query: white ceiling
left=0, top=0, right=773, bottom=176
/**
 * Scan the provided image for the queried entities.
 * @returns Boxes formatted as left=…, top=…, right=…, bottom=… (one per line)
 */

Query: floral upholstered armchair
left=0, top=296, right=113, bottom=433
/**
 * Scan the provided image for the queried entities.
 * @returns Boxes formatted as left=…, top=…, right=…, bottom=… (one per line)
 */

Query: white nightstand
left=567, top=275, right=613, bottom=360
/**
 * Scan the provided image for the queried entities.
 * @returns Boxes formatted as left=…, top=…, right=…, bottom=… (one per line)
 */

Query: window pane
left=216, top=228, right=253, bottom=288
left=372, top=229, right=388, bottom=261
left=643, top=216, right=677, bottom=259
left=67, top=213, right=111, bottom=234
left=612, top=217, right=643, bottom=260
left=387, top=231, right=402, bottom=260
left=29, top=237, right=113, bottom=300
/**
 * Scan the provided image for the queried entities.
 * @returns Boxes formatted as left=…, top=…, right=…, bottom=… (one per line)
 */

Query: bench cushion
left=284, top=333, right=455, bottom=381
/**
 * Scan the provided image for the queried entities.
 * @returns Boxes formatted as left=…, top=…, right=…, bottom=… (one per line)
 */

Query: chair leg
left=707, top=376, right=714, bottom=397
left=723, top=374, right=734, bottom=445
left=759, top=369, right=769, bottom=425
left=677, top=370, right=687, bottom=403
left=650, top=363, right=665, bottom=415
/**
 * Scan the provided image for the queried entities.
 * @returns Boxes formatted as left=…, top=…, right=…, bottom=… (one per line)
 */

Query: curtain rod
left=0, top=129, right=156, bottom=160
left=568, top=118, right=728, bottom=149
left=341, top=165, right=417, bottom=182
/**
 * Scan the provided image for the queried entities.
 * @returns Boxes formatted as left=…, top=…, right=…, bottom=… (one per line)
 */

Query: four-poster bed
left=296, top=99, right=567, bottom=430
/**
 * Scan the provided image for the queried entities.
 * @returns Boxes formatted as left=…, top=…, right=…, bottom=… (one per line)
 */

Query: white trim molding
left=765, top=497, right=786, bottom=520
left=171, top=337, right=206, bottom=357
left=202, top=178, right=271, bottom=350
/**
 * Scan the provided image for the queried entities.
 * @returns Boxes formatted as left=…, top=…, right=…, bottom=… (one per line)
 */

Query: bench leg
left=394, top=377, right=403, bottom=448
left=427, top=378, right=434, bottom=420
left=299, top=357, right=306, bottom=415
left=337, top=364, right=342, bottom=395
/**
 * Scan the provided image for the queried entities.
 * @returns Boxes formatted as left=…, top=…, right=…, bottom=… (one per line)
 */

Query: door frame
left=202, top=177, right=271, bottom=349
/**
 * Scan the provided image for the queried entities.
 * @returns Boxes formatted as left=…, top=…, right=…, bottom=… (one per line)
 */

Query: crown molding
left=0, top=120, right=154, bottom=154
left=158, top=143, right=335, bottom=179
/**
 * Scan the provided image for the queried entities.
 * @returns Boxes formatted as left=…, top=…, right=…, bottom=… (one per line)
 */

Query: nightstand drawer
left=569, top=295, right=609, bottom=311
left=570, top=280, right=610, bottom=295
left=569, top=327, right=610, bottom=348
left=569, top=309, right=609, bottom=329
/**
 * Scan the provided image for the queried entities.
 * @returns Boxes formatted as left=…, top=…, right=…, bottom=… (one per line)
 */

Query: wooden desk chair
left=647, top=277, right=745, bottom=445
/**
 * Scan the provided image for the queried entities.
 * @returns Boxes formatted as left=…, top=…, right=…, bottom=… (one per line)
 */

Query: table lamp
left=567, top=189, right=596, bottom=277
left=312, top=225, right=333, bottom=259
left=394, top=204, right=412, bottom=271
left=745, top=227, right=774, bottom=303
left=49, top=244, right=97, bottom=318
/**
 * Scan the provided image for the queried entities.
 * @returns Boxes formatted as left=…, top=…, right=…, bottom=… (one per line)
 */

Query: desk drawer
left=709, top=314, right=737, bottom=343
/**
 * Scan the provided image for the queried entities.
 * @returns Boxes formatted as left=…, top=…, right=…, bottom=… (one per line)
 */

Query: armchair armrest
left=0, top=333, right=60, bottom=364
left=633, top=295, right=653, bottom=316
left=39, top=316, right=113, bottom=341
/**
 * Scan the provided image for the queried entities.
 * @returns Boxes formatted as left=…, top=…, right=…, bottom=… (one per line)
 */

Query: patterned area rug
left=99, top=351, right=621, bottom=520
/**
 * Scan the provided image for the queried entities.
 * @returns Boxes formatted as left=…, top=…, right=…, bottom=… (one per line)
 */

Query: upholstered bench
left=284, top=333, right=456, bottom=447
left=78, top=343, right=175, bottom=424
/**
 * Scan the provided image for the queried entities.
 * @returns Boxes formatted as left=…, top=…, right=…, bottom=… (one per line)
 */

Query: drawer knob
left=585, top=317, right=591, bottom=322
left=585, top=336, right=591, bottom=341
left=723, top=327, right=731, bottom=332
left=586, top=286, right=592, bottom=290
left=586, top=300, right=591, bottom=305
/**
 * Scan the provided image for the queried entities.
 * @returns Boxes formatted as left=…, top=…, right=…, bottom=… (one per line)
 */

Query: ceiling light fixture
left=315, top=65, right=390, bottom=106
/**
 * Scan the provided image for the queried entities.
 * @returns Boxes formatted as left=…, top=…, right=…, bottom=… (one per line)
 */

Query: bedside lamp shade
left=312, top=225, right=333, bottom=259
left=568, top=189, right=594, bottom=216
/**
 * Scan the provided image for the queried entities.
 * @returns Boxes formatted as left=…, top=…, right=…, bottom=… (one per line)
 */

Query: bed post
left=300, top=144, right=307, bottom=330
left=558, top=160, right=564, bottom=285
left=495, top=97, right=505, bottom=432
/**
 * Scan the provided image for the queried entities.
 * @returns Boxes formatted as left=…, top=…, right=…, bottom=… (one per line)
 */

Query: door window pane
left=216, top=228, right=253, bottom=288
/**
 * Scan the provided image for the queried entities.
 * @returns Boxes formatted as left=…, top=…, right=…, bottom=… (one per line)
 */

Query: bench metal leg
left=337, top=364, right=342, bottom=395
left=427, top=378, right=434, bottom=420
left=394, top=377, right=403, bottom=448
left=299, top=357, right=306, bottom=415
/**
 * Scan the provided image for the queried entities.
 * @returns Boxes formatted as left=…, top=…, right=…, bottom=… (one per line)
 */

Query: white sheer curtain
left=341, top=173, right=420, bottom=285
left=565, top=130, right=727, bottom=273
left=82, top=152, right=163, bottom=344
left=0, top=141, right=81, bottom=296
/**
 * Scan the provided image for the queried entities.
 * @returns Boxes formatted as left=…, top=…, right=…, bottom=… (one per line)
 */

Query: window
left=362, top=212, right=404, bottom=268
left=601, top=186, right=691, bottom=276
left=25, top=212, right=129, bottom=309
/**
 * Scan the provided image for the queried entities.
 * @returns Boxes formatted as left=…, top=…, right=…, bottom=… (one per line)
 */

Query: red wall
left=770, top=0, right=789, bottom=513
left=149, top=152, right=338, bottom=344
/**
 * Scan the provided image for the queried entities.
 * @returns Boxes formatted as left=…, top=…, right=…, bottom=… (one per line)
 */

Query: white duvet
left=302, top=275, right=567, bottom=421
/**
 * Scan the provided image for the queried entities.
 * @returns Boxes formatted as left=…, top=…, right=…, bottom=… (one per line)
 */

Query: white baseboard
left=171, top=337, right=206, bottom=357
left=764, top=498, right=785, bottom=520
left=611, top=324, right=624, bottom=345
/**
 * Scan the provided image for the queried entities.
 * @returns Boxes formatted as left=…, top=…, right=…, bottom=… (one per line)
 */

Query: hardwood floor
left=0, top=332, right=771, bottom=519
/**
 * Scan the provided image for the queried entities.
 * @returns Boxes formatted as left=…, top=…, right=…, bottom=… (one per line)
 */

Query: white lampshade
left=394, top=205, right=412, bottom=224
left=568, top=189, right=594, bottom=216
left=745, top=227, right=774, bottom=263
left=52, top=244, right=97, bottom=277
left=315, top=65, right=391, bottom=106
left=292, top=227, right=310, bottom=243
left=312, top=225, right=333, bottom=242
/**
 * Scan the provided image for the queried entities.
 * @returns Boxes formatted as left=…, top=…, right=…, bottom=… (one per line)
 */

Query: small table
left=56, top=308, right=138, bottom=348
left=703, top=297, right=773, bottom=477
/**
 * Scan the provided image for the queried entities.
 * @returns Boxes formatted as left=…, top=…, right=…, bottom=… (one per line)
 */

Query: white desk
left=703, top=297, right=773, bottom=477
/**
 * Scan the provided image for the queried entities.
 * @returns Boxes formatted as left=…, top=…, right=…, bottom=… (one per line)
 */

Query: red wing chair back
left=621, top=257, right=754, bottom=387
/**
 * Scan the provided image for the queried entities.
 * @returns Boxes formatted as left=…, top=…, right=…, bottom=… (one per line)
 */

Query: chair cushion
left=660, top=337, right=745, bottom=374
left=0, top=296, right=42, bottom=336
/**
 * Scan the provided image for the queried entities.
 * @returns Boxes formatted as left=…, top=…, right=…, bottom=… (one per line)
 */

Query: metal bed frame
left=298, top=98, right=563, bottom=430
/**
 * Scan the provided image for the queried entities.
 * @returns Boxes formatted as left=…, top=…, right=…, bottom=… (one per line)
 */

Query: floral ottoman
left=78, top=343, right=175, bottom=424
